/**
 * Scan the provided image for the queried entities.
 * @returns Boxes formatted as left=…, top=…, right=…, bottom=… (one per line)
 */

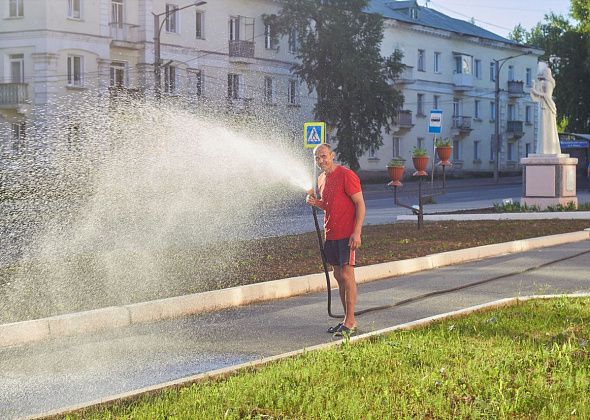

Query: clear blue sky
left=423, top=0, right=572, bottom=38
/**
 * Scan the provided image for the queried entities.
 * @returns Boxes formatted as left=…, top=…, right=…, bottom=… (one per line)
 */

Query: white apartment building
left=0, top=0, right=313, bottom=154
left=1, top=0, right=542, bottom=176
left=361, top=0, right=542, bottom=175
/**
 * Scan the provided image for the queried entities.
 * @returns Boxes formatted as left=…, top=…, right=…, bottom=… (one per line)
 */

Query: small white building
left=362, top=0, right=542, bottom=175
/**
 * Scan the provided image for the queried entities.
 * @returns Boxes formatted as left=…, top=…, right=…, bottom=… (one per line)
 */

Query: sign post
left=428, top=110, right=443, bottom=185
left=304, top=122, right=326, bottom=194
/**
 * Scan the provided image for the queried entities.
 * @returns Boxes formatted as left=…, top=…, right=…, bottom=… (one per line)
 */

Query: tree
left=265, top=0, right=405, bottom=171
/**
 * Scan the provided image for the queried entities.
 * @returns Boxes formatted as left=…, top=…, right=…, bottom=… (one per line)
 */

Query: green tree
left=265, top=0, right=405, bottom=171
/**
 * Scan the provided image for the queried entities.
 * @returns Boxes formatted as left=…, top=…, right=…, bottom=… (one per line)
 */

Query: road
left=2, top=240, right=589, bottom=418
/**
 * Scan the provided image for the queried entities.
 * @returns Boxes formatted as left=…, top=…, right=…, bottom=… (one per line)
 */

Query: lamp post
left=153, top=1, right=207, bottom=99
left=493, top=51, right=532, bottom=182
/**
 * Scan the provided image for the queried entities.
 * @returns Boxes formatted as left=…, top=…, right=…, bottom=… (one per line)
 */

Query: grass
left=64, top=297, right=590, bottom=419
left=492, top=201, right=590, bottom=212
left=2, top=220, right=590, bottom=323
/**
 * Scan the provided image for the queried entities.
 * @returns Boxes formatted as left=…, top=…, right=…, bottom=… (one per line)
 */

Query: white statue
left=530, top=62, right=561, bottom=155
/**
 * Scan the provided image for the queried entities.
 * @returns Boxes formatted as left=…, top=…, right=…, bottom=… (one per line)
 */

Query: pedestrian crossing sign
left=304, top=122, right=325, bottom=149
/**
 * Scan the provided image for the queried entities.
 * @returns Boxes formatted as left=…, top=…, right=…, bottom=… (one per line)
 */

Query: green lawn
left=67, top=297, right=590, bottom=419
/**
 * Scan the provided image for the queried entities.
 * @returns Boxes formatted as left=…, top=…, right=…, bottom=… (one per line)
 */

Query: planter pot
left=436, top=146, right=452, bottom=166
left=412, top=156, right=429, bottom=176
left=387, top=165, right=404, bottom=187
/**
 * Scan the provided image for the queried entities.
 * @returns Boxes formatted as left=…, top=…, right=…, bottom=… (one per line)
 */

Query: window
left=11, top=122, right=26, bottom=152
left=409, top=8, right=418, bottom=19
left=490, top=136, right=495, bottom=161
left=508, top=65, right=514, bottom=81
left=526, top=68, right=532, bottom=86
left=490, top=61, right=496, bottom=81
left=264, top=76, right=274, bottom=104
left=475, top=59, right=481, bottom=79
left=187, top=69, right=203, bottom=97
left=525, top=105, right=532, bottom=124
left=454, top=55, right=472, bottom=74
left=507, top=142, right=515, bottom=161
left=417, top=137, right=424, bottom=150
left=417, top=49, right=425, bottom=72
left=288, top=79, right=299, bottom=105
left=110, top=61, right=127, bottom=87
left=67, top=55, right=83, bottom=86
left=229, top=16, right=240, bottom=40
left=417, top=93, right=424, bottom=116
left=111, top=0, right=123, bottom=24
left=474, top=100, right=480, bottom=119
left=9, top=0, right=23, bottom=17
left=490, top=101, right=496, bottom=121
left=453, top=98, right=461, bottom=117
left=228, top=73, right=241, bottom=99
left=434, top=52, right=441, bottom=73
left=9, top=54, right=24, bottom=83
left=393, top=137, right=400, bottom=157
left=369, top=146, right=376, bottom=158
left=474, top=140, right=480, bottom=160
left=508, top=104, right=515, bottom=121
left=288, top=28, right=297, bottom=53
left=453, top=140, right=460, bottom=160
left=67, top=0, right=81, bottom=19
left=433, top=95, right=439, bottom=110
left=165, top=4, right=179, bottom=33
left=164, top=65, right=176, bottom=93
left=264, top=24, right=275, bottom=49
left=195, top=11, right=204, bottom=38
left=525, top=143, right=531, bottom=157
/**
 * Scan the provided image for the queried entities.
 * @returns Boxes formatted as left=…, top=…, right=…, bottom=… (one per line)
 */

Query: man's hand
left=306, top=190, right=322, bottom=208
left=349, top=231, right=361, bottom=250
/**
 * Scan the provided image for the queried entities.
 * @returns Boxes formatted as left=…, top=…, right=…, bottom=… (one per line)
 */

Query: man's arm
left=349, top=191, right=365, bottom=250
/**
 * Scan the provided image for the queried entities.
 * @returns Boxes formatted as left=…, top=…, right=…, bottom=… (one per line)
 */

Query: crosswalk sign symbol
left=304, top=122, right=325, bottom=148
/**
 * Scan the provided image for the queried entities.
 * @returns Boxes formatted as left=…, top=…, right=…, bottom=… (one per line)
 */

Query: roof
left=367, top=0, right=518, bottom=45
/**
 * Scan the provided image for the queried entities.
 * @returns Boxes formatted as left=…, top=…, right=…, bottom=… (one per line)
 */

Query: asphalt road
left=2, top=240, right=589, bottom=418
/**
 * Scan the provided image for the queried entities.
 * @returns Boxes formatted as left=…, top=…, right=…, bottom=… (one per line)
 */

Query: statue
left=530, top=62, right=561, bottom=155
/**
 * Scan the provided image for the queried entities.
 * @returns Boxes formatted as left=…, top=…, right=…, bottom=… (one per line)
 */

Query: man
left=306, top=144, right=366, bottom=336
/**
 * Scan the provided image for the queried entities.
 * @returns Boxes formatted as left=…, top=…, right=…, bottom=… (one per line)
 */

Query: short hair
left=313, top=143, right=332, bottom=155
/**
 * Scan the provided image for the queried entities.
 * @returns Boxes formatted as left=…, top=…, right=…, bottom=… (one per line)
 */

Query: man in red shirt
left=306, top=144, right=366, bottom=336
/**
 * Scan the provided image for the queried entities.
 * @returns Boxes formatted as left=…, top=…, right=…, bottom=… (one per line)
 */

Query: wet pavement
left=1, top=240, right=589, bottom=418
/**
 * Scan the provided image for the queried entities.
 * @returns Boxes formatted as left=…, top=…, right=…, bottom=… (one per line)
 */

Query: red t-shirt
left=318, top=165, right=362, bottom=240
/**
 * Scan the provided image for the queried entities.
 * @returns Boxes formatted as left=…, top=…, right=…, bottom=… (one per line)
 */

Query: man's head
left=314, top=144, right=336, bottom=173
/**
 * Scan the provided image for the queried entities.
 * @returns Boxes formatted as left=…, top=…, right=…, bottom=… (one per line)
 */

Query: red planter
left=387, top=165, right=404, bottom=187
left=412, top=156, right=429, bottom=176
left=436, top=146, right=452, bottom=166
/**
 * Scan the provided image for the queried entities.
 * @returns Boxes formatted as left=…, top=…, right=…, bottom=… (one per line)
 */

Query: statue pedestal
left=520, top=154, right=578, bottom=209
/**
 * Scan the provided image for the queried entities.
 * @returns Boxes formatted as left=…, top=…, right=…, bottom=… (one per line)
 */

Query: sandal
left=334, top=324, right=357, bottom=337
left=327, top=322, right=343, bottom=334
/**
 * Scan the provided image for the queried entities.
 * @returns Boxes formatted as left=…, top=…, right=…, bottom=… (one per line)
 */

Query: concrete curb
left=398, top=211, right=590, bottom=221
left=1, top=230, right=589, bottom=349
left=33, top=292, right=590, bottom=419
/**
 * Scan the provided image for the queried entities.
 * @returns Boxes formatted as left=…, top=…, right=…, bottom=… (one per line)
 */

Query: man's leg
left=333, top=264, right=357, bottom=328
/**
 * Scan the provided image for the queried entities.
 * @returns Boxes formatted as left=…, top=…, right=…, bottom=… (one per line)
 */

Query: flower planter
left=436, top=146, right=452, bottom=166
left=387, top=165, right=404, bottom=187
left=412, top=156, right=429, bottom=176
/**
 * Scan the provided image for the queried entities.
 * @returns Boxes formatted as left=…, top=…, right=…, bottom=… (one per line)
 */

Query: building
left=1, top=0, right=542, bottom=176
left=361, top=0, right=542, bottom=175
left=0, top=0, right=313, bottom=156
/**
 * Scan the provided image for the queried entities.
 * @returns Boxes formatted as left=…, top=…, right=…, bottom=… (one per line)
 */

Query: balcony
left=109, top=22, right=140, bottom=49
left=452, top=115, right=472, bottom=133
left=394, top=66, right=415, bottom=84
left=394, top=109, right=413, bottom=129
left=0, top=83, right=28, bottom=109
left=507, top=80, right=524, bottom=97
left=229, top=40, right=255, bottom=63
left=453, top=73, right=473, bottom=91
left=507, top=120, right=524, bottom=138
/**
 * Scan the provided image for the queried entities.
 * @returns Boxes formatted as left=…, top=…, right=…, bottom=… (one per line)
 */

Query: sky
left=422, top=0, right=573, bottom=38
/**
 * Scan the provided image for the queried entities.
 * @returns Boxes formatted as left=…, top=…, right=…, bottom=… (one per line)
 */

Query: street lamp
left=153, top=1, right=207, bottom=99
left=493, top=50, right=532, bottom=182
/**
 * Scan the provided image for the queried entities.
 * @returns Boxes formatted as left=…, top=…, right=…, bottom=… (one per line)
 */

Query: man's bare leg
left=333, top=265, right=357, bottom=328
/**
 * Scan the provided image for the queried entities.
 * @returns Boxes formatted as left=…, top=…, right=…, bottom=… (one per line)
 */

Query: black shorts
left=324, top=238, right=356, bottom=267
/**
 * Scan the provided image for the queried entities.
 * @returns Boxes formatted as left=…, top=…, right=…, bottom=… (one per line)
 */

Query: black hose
left=312, top=205, right=590, bottom=318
